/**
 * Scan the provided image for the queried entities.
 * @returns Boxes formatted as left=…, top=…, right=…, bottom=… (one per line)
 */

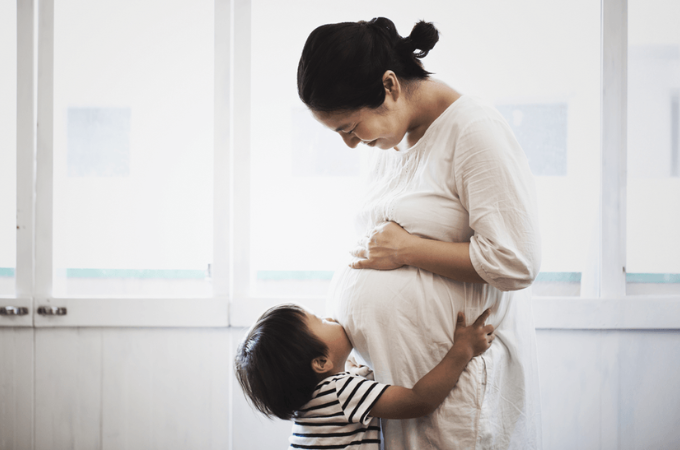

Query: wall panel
left=618, top=330, right=680, bottom=450
left=34, top=328, right=101, bottom=450
left=5, top=326, right=677, bottom=449
left=0, top=328, right=33, bottom=450
left=100, top=328, right=231, bottom=450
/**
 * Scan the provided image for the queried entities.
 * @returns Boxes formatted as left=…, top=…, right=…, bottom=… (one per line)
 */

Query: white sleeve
left=453, top=115, right=542, bottom=291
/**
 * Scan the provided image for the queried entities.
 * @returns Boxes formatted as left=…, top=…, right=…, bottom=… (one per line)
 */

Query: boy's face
left=304, top=310, right=353, bottom=375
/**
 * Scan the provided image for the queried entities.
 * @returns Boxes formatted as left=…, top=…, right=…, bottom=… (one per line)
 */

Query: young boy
left=235, top=304, right=495, bottom=449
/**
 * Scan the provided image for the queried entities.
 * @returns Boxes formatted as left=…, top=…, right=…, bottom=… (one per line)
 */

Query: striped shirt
left=289, top=372, right=390, bottom=449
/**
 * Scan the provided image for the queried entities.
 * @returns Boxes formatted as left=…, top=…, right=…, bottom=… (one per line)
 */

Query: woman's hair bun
left=404, top=21, right=439, bottom=58
left=298, top=17, right=438, bottom=112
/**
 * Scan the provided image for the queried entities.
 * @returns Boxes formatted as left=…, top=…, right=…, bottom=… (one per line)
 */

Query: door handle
left=0, top=306, right=29, bottom=316
left=37, top=306, right=67, bottom=316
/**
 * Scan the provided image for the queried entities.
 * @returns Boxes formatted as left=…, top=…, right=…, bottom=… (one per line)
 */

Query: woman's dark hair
left=234, top=303, right=329, bottom=420
left=297, top=17, right=439, bottom=112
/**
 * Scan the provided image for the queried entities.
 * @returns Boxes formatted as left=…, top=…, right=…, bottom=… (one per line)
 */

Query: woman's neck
left=404, top=79, right=461, bottom=148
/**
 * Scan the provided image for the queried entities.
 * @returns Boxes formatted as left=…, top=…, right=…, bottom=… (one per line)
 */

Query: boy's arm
left=370, top=309, right=494, bottom=419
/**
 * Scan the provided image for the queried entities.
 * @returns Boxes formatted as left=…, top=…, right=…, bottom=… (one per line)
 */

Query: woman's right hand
left=453, top=309, right=495, bottom=359
left=349, top=221, right=416, bottom=270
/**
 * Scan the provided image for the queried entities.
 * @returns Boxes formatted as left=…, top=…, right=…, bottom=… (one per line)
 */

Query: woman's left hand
left=350, top=221, right=417, bottom=270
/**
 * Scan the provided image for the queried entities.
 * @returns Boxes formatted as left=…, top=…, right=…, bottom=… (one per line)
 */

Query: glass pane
left=53, top=0, right=214, bottom=297
left=627, top=0, right=680, bottom=295
left=250, top=0, right=601, bottom=297
left=0, top=1, right=17, bottom=296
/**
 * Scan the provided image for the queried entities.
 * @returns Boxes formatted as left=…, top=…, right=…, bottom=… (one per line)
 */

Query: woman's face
left=311, top=72, right=409, bottom=150
left=313, top=107, right=406, bottom=150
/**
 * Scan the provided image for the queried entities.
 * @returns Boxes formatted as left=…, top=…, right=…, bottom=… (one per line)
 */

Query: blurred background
left=1, top=0, right=679, bottom=449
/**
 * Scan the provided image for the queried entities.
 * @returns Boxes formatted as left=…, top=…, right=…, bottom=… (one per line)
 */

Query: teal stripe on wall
left=256, top=271, right=582, bottom=282
left=257, top=271, right=335, bottom=281
left=256, top=271, right=677, bottom=283
left=65, top=268, right=206, bottom=279
left=535, top=272, right=581, bottom=282
left=3, top=268, right=677, bottom=283
left=627, top=273, right=680, bottom=283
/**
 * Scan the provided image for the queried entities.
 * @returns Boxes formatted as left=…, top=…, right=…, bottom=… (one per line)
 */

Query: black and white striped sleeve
left=336, top=374, right=390, bottom=425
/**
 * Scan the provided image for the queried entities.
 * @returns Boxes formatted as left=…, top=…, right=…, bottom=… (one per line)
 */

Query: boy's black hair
left=234, top=303, right=329, bottom=420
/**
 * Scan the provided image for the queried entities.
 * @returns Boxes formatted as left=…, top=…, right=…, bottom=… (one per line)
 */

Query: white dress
left=328, top=95, right=543, bottom=450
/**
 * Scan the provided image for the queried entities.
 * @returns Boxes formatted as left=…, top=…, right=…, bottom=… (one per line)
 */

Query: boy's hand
left=371, top=308, right=496, bottom=419
left=345, top=356, right=375, bottom=380
left=453, top=309, right=495, bottom=360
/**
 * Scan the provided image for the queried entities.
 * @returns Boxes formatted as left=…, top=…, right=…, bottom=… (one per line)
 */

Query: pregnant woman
left=298, top=17, right=542, bottom=450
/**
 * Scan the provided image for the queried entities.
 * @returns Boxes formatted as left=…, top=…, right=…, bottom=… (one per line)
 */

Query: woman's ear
left=382, top=70, right=401, bottom=102
left=311, top=356, right=334, bottom=375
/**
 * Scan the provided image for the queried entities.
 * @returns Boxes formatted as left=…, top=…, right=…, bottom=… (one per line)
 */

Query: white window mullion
left=598, top=3, right=626, bottom=444
left=1, top=0, right=36, bottom=327
left=232, top=0, right=251, bottom=303
left=34, top=0, right=53, bottom=304
left=214, top=0, right=232, bottom=317
left=16, top=0, right=36, bottom=301
left=600, top=0, right=627, bottom=298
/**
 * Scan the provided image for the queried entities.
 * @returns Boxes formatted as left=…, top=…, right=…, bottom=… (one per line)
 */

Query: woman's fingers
left=473, top=308, right=491, bottom=326
left=349, top=246, right=367, bottom=259
left=347, top=224, right=409, bottom=271
left=349, top=243, right=369, bottom=269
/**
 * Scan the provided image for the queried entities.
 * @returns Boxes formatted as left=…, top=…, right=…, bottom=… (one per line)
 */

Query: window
left=627, top=0, right=680, bottom=295
left=52, top=0, right=214, bottom=298
left=3, top=0, right=679, bottom=330
left=0, top=0, right=17, bottom=297
left=495, top=104, right=568, bottom=177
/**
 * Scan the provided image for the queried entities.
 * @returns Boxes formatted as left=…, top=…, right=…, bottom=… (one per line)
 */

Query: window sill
left=2, top=296, right=678, bottom=329
left=233, top=296, right=680, bottom=330
left=1, top=297, right=229, bottom=328
left=532, top=296, right=680, bottom=329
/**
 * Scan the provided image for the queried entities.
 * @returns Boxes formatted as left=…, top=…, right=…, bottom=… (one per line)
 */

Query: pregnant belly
left=327, top=265, right=468, bottom=381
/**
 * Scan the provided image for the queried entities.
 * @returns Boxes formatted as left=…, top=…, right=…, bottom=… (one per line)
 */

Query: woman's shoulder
left=422, top=95, right=510, bottom=153
left=446, top=95, right=506, bottom=127
left=435, top=96, right=518, bottom=153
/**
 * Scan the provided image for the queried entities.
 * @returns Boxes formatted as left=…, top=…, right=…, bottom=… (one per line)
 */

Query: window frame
left=2, top=0, right=231, bottom=328
left=2, top=0, right=679, bottom=330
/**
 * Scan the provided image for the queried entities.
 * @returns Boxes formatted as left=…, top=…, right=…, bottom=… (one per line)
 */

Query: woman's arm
left=353, top=109, right=542, bottom=290
left=350, top=221, right=486, bottom=284
left=370, top=309, right=494, bottom=419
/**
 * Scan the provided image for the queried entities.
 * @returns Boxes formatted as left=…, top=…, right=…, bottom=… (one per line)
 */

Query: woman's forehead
left=312, top=108, right=362, bottom=130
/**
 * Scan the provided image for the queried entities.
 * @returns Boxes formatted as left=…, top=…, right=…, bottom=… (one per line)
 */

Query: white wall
left=2, top=326, right=680, bottom=449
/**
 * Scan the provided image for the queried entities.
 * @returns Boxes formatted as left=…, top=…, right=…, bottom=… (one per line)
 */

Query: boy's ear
left=311, top=356, right=334, bottom=375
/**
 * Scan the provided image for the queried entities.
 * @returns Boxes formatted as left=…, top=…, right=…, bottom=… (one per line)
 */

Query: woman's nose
left=341, top=133, right=360, bottom=148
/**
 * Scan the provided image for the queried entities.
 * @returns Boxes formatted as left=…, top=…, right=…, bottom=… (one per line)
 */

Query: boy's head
left=234, top=303, right=353, bottom=420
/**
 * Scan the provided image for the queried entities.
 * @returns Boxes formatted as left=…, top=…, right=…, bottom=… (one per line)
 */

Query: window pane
left=627, top=0, right=680, bottom=295
left=0, top=1, right=16, bottom=296
left=250, top=0, right=600, bottom=297
left=53, top=0, right=214, bottom=297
